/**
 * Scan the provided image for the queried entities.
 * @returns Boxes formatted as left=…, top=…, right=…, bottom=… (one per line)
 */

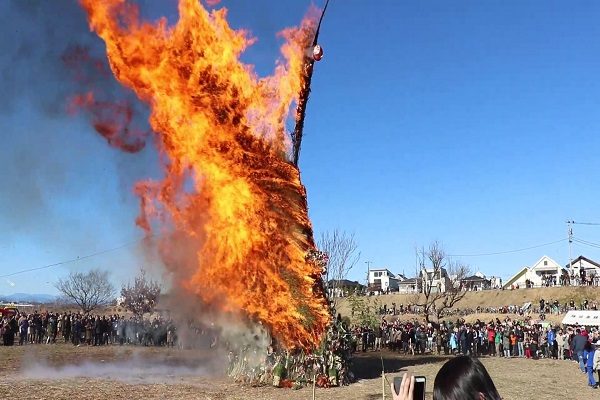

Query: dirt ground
left=0, top=343, right=596, bottom=400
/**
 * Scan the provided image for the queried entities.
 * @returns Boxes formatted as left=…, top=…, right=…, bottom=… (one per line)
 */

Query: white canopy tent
left=561, top=310, right=600, bottom=327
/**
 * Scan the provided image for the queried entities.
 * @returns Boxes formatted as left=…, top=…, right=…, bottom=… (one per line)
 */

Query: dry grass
left=387, top=312, right=566, bottom=327
left=0, top=343, right=596, bottom=400
left=336, top=286, right=600, bottom=318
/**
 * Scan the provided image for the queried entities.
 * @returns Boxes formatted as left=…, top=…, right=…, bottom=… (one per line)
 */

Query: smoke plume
left=0, top=0, right=153, bottom=251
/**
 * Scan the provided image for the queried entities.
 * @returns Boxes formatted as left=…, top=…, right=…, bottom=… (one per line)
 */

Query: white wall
left=369, top=270, right=395, bottom=289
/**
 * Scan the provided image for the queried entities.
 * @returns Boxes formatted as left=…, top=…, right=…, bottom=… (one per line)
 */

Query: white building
left=503, top=255, right=567, bottom=289
left=368, top=268, right=399, bottom=292
left=461, top=272, right=491, bottom=291
left=398, top=277, right=421, bottom=294
left=566, top=256, right=600, bottom=282
left=421, top=267, right=450, bottom=294
left=489, top=276, right=503, bottom=289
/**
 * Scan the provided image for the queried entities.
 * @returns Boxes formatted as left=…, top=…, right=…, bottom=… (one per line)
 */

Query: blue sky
left=2, top=0, right=600, bottom=294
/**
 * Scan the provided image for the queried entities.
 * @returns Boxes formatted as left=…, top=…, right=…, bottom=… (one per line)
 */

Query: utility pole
left=414, top=247, right=418, bottom=278
left=566, top=220, right=574, bottom=278
left=365, top=261, right=372, bottom=289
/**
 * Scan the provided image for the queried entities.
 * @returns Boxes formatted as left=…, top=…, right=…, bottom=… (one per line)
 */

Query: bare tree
left=119, top=268, right=162, bottom=317
left=55, top=269, right=115, bottom=314
left=411, top=242, right=471, bottom=323
left=318, top=229, right=360, bottom=307
left=433, top=260, right=471, bottom=320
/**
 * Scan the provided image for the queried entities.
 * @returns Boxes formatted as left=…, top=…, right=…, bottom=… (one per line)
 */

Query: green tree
left=347, top=294, right=380, bottom=328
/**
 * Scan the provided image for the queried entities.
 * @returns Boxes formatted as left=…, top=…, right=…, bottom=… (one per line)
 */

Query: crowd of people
left=3, top=300, right=600, bottom=392
left=0, top=311, right=179, bottom=347
left=378, top=297, right=599, bottom=318
left=351, top=314, right=600, bottom=389
left=513, top=270, right=599, bottom=289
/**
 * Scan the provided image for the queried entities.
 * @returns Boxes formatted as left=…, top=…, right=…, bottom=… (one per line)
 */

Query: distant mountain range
left=0, top=293, right=58, bottom=304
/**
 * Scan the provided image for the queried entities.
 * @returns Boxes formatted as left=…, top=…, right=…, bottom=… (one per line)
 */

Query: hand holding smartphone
left=392, top=373, right=426, bottom=400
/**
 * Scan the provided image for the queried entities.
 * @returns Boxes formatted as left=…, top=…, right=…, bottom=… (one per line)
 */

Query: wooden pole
left=382, top=371, right=385, bottom=400
left=312, top=372, right=317, bottom=400
left=381, top=356, right=386, bottom=400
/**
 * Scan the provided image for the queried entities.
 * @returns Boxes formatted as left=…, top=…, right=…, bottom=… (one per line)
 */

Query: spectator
left=391, top=356, right=501, bottom=400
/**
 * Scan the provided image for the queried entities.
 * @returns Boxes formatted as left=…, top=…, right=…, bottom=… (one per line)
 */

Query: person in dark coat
left=3, top=315, right=17, bottom=346
left=73, top=317, right=82, bottom=346
left=572, top=329, right=588, bottom=372
left=361, top=328, right=368, bottom=352
left=464, top=326, right=474, bottom=356
left=63, top=314, right=71, bottom=343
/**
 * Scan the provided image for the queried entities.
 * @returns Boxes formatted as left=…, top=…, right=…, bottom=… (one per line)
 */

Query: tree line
left=53, top=234, right=469, bottom=325
left=55, top=267, right=161, bottom=316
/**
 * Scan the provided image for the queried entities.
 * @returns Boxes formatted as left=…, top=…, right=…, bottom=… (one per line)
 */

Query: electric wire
left=448, top=238, right=568, bottom=257
left=572, top=237, right=600, bottom=249
left=0, top=235, right=154, bottom=279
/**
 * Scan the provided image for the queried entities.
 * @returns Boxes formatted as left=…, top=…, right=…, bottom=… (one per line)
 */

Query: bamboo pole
left=381, top=356, right=386, bottom=400
left=291, top=0, right=330, bottom=167
left=382, top=371, right=385, bottom=400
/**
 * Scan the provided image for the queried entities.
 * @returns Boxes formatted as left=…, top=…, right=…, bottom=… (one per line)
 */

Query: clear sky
left=2, top=0, right=600, bottom=295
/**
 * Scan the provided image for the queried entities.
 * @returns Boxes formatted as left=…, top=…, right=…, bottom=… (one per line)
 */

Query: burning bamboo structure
left=226, top=250, right=355, bottom=388
left=72, top=0, right=352, bottom=389
left=291, top=0, right=329, bottom=167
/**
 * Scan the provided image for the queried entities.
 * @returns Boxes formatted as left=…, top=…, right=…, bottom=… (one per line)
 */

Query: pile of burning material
left=73, top=0, right=350, bottom=388
left=228, top=338, right=352, bottom=389
left=226, top=250, right=355, bottom=388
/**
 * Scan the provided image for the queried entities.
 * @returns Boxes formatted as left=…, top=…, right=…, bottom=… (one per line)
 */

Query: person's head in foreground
left=391, top=356, right=501, bottom=400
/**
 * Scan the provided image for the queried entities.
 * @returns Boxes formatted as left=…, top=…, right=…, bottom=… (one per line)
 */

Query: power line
left=572, top=237, right=600, bottom=249
left=448, top=238, right=567, bottom=257
left=0, top=236, right=151, bottom=279
left=568, top=221, right=600, bottom=226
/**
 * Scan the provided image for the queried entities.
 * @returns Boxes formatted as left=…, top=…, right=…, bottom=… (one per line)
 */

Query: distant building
left=368, top=268, right=399, bottom=292
left=327, top=279, right=364, bottom=297
left=461, top=274, right=491, bottom=291
left=503, top=255, right=567, bottom=289
left=398, top=277, right=421, bottom=294
left=566, top=255, right=600, bottom=281
left=421, top=267, right=450, bottom=294
left=489, top=276, right=503, bottom=289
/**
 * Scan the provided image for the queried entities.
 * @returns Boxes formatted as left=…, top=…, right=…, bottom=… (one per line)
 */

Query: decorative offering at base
left=394, top=375, right=426, bottom=400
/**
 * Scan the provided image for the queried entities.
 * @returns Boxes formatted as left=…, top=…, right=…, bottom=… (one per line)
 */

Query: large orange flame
left=78, top=0, right=329, bottom=348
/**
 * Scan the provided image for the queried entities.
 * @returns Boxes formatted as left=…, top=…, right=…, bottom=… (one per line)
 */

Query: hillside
left=0, top=293, right=57, bottom=303
left=335, top=286, right=600, bottom=320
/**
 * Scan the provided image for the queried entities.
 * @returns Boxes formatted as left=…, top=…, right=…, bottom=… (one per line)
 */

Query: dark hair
left=433, top=356, right=501, bottom=400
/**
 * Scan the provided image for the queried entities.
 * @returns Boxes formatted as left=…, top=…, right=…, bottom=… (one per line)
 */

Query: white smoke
left=20, top=350, right=225, bottom=384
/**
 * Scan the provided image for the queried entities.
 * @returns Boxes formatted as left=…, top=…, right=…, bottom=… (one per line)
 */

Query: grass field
left=0, top=343, right=596, bottom=400
left=3, top=287, right=598, bottom=399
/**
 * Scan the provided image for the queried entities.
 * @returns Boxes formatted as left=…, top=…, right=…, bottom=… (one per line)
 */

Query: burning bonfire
left=72, top=0, right=353, bottom=388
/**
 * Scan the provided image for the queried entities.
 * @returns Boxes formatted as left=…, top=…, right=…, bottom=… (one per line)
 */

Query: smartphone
left=393, top=375, right=426, bottom=400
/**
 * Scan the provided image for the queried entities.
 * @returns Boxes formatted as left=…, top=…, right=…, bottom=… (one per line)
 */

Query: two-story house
left=368, top=268, right=400, bottom=292
left=421, top=267, right=450, bottom=294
